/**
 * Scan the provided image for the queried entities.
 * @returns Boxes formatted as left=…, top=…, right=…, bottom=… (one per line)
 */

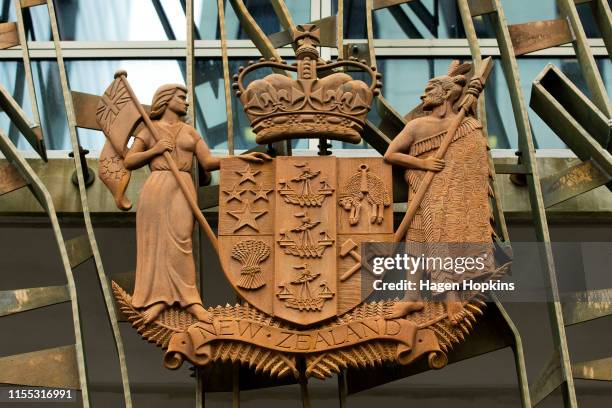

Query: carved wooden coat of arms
left=108, top=24, right=503, bottom=381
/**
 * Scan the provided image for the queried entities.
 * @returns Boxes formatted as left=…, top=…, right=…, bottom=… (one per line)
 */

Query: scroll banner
left=164, top=317, right=439, bottom=369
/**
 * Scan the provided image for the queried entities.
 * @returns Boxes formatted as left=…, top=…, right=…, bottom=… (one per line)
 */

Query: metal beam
left=65, top=234, right=93, bottom=269
left=494, top=163, right=530, bottom=175
left=19, top=0, right=46, bottom=7
left=540, top=160, right=611, bottom=208
left=0, top=163, right=28, bottom=195
left=366, top=0, right=377, bottom=67
left=588, top=0, right=612, bottom=56
left=45, top=1, right=131, bottom=406
left=460, top=1, right=580, bottom=406
left=0, top=127, right=90, bottom=404
left=0, top=285, right=69, bottom=316
left=373, top=0, right=415, bottom=10
left=530, top=349, right=565, bottom=406
left=467, top=0, right=495, bottom=17
left=562, top=288, right=612, bottom=326
left=508, top=19, right=574, bottom=56
left=337, top=0, right=344, bottom=58
left=556, top=0, right=612, bottom=118
left=362, top=119, right=392, bottom=154
left=215, top=0, right=233, bottom=154
left=269, top=16, right=337, bottom=48
left=0, top=84, right=46, bottom=160
left=0, top=345, right=81, bottom=389
left=531, top=65, right=611, bottom=177
left=496, top=294, right=531, bottom=406
left=572, top=357, right=612, bottom=381
left=14, top=0, right=45, bottom=159
left=0, top=22, right=19, bottom=49
left=374, top=95, right=406, bottom=147
left=0, top=39, right=606, bottom=59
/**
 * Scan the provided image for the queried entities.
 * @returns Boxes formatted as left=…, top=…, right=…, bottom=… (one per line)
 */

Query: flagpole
left=115, top=71, right=220, bottom=256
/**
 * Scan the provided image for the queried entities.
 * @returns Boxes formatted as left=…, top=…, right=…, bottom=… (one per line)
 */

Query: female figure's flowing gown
left=130, top=122, right=203, bottom=309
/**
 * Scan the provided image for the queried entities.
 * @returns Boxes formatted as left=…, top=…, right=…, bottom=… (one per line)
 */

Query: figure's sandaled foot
left=142, top=303, right=167, bottom=324
left=385, top=300, right=424, bottom=319
left=446, top=300, right=466, bottom=325
left=187, top=304, right=213, bottom=323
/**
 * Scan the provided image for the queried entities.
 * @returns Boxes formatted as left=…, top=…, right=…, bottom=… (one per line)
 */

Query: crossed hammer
left=339, top=239, right=378, bottom=282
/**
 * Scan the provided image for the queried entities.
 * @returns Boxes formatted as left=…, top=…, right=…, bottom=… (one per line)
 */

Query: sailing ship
left=278, top=162, right=334, bottom=207
left=276, top=264, right=334, bottom=311
left=277, top=212, right=334, bottom=257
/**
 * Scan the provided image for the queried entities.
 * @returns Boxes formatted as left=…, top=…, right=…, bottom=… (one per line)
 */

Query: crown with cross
left=232, top=24, right=382, bottom=146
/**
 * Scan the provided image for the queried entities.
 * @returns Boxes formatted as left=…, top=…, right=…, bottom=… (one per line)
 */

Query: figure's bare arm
left=193, top=128, right=271, bottom=170
left=194, top=133, right=222, bottom=171
left=124, top=129, right=172, bottom=170
left=384, top=123, right=444, bottom=172
left=384, top=123, right=421, bottom=168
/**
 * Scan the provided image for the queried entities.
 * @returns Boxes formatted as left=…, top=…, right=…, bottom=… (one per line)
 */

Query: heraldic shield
left=218, top=156, right=393, bottom=326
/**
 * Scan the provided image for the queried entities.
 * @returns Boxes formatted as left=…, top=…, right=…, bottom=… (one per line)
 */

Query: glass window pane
left=332, top=0, right=607, bottom=40
left=0, top=60, right=36, bottom=150
left=195, top=0, right=311, bottom=41
left=502, top=0, right=558, bottom=25
left=17, top=0, right=185, bottom=41
left=600, top=59, right=612, bottom=96
left=576, top=2, right=607, bottom=38
left=0, top=59, right=71, bottom=151
left=333, top=0, right=466, bottom=39
left=34, top=60, right=71, bottom=150
left=0, top=0, right=16, bottom=22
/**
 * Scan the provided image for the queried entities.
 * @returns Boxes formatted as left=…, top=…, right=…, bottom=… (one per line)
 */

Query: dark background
left=0, top=221, right=611, bottom=407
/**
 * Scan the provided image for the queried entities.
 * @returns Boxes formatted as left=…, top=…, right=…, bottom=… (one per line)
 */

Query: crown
left=233, top=24, right=382, bottom=145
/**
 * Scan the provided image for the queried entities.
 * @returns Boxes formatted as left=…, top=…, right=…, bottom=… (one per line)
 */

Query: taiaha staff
left=394, top=57, right=494, bottom=242
left=115, top=72, right=220, bottom=256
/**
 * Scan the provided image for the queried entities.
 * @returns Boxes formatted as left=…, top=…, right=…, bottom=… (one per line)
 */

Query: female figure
left=124, top=84, right=268, bottom=323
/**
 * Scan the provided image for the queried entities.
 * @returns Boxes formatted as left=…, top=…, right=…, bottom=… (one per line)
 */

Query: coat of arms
left=107, top=24, right=508, bottom=381
left=218, top=155, right=393, bottom=328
